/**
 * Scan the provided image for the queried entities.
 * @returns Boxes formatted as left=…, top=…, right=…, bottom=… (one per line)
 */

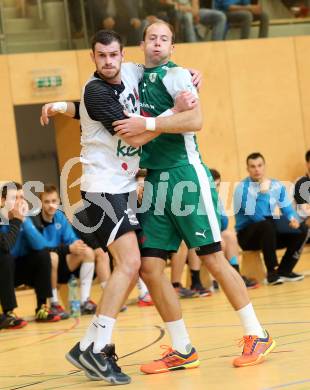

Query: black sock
left=190, top=269, right=201, bottom=288
left=36, top=297, right=47, bottom=312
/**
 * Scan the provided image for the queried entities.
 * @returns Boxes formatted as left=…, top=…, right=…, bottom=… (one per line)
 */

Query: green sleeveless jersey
left=139, top=61, right=202, bottom=170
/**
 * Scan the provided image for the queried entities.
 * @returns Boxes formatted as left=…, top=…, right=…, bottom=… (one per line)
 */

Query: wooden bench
left=240, top=251, right=266, bottom=283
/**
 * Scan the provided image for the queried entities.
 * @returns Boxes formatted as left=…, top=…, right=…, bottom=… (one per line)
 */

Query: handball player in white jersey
left=40, top=29, right=201, bottom=385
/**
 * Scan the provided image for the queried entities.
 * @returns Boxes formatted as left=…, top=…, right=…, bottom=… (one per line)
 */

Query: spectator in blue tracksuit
left=31, top=184, right=96, bottom=317
left=234, top=153, right=308, bottom=286
left=0, top=182, right=60, bottom=323
left=214, top=0, right=269, bottom=39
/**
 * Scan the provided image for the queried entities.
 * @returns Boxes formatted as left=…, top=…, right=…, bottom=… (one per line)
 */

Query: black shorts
left=80, top=191, right=141, bottom=251
left=141, top=242, right=222, bottom=260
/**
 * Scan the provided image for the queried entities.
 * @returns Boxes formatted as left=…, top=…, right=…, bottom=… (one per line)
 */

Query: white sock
left=237, top=303, right=265, bottom=338
left=100, top=281, right=108, bottom=290
left=79, top=262, right=95, bottom=303
left=51, top=288, right=58, bottom=304
left=137, top=277, right=149, bottom=299
left=93, top=315, right=116, bottom=353
left=79, top=315, right=98, bottom=351
left=165, top=319, right=192, bottom=355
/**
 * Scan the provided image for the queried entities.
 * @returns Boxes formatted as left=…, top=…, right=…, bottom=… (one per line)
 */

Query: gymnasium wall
left=1, top=36, right=309, bottom=207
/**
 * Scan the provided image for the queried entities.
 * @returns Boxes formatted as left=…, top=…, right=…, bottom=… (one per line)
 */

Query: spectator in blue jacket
left=215, top=0, right=269, bottom=39
left=31, top=184, right=97, bottom=318
left=234, top=153, right=308, bottom=285
left=0, top=182, right=60, bottom=323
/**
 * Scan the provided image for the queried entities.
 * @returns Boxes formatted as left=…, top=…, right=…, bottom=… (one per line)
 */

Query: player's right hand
left=40, top=103, right=57, bottom=126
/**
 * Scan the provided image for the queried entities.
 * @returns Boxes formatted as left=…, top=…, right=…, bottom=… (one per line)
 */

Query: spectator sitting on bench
left=0, top=182, right=60, bottom=325
left=31, top=184, right=97, bottom=319
left=294, top=149, right=310, bottom=242
left=214, top=0, right=269, bottom=39
left=0, top=185, right=28, bottom=330
left=198, top=0, right=227, bottom=41
left=161, top=0, right=198, bottom=42
left=234, top=152, right=308, bottom=285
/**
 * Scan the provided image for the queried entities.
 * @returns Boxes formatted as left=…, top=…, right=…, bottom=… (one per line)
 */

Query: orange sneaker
left=233, top=330, right=276, bottom=367
left=138, top=293, right=154, bottom=307
left=140, top=345, right=200, bottom=374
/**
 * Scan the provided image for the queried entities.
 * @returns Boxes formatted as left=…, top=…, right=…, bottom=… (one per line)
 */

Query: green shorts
left=138, top=163, right=221, bottom=255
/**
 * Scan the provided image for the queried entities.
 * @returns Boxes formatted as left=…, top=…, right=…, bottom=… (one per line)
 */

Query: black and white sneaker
left=79, top=343, right=131, bottom=385
left=278, top=272, right=304, bottom=282
left=65, top=342, right=100, bottom=381
left=267, top=272, right=284, bottom=285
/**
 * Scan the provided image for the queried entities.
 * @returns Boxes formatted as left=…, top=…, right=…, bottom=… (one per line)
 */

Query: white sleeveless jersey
left=79, top=63, right=143, bottom=194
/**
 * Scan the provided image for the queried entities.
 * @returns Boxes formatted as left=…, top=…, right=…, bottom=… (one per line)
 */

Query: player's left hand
left=113, top=116, right=146, bottom=137
left=174, top=91, right=198, bottom=112
left=189, top=68, right=203, bottom=91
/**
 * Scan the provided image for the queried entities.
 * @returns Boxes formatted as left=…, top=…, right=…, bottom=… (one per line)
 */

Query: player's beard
left=97, top=65, right=121, bottom=81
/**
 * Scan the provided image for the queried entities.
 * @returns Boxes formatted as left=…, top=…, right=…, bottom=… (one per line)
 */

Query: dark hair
left=0, top=182, right=22, bottom=199
left=142, top=21, right=175, bottom=44
left=305, top=150, right=310, bottom=163
left=210, top=169, right=221, bottom=181
left=91, top=29, right=123, bottom=52
left=40, top=184, right=58, bottom=199
left=246, top=152, right=265, bottom=165
left=136, top=169, right=147, bottom=179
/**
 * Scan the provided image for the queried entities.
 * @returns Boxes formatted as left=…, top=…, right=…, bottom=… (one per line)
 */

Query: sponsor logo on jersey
left=140, top=102, right=155, bottom=110
left=55, top=223, right=62, bottom=230
left=116, top=140, right=142, bottom=158
left=149, top=73, right=157, bottom=83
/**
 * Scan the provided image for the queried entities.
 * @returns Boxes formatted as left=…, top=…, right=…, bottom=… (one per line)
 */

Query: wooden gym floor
left=1, top=254, right=310, bottom=390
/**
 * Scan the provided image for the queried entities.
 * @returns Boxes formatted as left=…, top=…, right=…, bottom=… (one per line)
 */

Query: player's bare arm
left=113, top=90, right=201, bottom=137
left=119, top=129, right=160, bottom=148
left=40, top=101, right=76, bottom=126
left=113, top=102, right=202, bottom=138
